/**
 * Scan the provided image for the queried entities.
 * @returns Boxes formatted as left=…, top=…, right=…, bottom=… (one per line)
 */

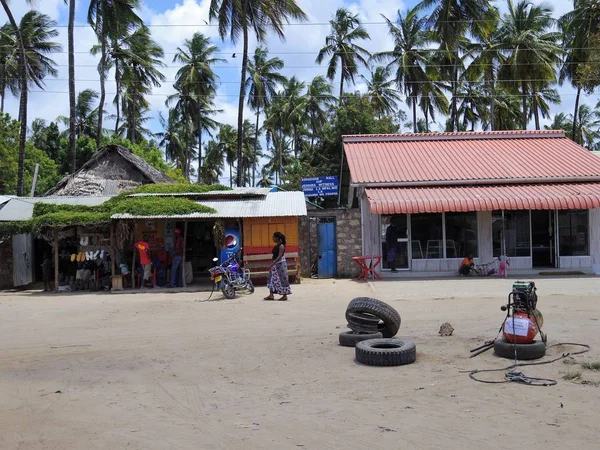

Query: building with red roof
left=343, top=130, right=600, bottom=274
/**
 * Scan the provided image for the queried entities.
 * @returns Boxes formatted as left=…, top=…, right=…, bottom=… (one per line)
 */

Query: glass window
left=411, top=213, right=443, bottom=259
left=558, top=210, right=589, bottom=256
left=445, top=212, right=478, bottom=258
left=493, top=210, right=531, bottom=257
left=381, top=215, right=408, bottom=269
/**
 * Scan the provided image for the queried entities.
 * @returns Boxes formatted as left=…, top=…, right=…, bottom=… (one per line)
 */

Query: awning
left=366, top=184, right=600, bottom=214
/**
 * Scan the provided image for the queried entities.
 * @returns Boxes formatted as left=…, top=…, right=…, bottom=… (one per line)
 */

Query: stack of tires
left=339, top=297, right=416, bottom=367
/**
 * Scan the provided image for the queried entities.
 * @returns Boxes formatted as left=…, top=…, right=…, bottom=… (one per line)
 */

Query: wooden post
left=182, top=221, right=188, bottom=288
left=131, top=225, right=137, bottom=289
left=110, top=222, right=115, bottom=277
left=54, top=228, right=59, bottom=293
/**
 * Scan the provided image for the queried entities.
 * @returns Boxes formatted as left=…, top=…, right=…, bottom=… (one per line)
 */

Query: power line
left=10, top=77, right=600, bottom=85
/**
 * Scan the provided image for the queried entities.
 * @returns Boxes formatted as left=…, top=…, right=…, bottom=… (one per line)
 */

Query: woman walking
left=264, top=232, right=292, bottom=301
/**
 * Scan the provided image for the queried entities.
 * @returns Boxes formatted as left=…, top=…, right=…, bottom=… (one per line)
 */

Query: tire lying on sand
left=339, top=330, right=383, bottom=347
left=494, top=338, right=546, bottom=360
left=347, top=311, right=381, bottom=333
left=346, top=297, right=401, bottom=338
left=355, top=338, right=416, bottom=366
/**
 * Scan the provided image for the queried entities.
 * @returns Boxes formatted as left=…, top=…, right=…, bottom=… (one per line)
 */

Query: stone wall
left=299, top=208, right=362, bottom=278
left=0, top=238, right=13, bottom=289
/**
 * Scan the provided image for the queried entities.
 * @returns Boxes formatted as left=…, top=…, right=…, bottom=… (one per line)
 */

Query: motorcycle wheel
left=222, top=282, right=236, bottom=299
left=246, top=280, right=255, bottom=294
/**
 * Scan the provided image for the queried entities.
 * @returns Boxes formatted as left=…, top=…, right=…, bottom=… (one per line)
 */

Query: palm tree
left=118, top=26, right=165, bottom=143
left=246, top=47, right=286, bottom=186
left=560, top=0, right=600, bottom=142
left=417, top=0, right=495, bottom=131
left=0, top=0, right=28, bottom=195
left=209, top=0, right=307, bottom=187
left=361, top=66, right=403, bottom=119
left=216, top=124, right=238, bottom=187
left=316, top=8, right=371, bottom=100
left=241, top=119, right=261, bottom=186
left=157, top=110, right=186, bottom=172
left=65, top=0, right=76, bottom=172
left=173, top=32, right=225, bottom=181
left=418, top=69, right=449, bottom=132
left=201, top=140, right=225, bottom=184
left=256, top=167, right=272, bottom=188
left=0, top=8, right=62, bottom=195
left=280, top=76, right=306, bottom=159
left=528, top=83, right=560, bottom=127
left=88, top=0, right=142, bottom=148
left=545, top=112, right=573, bottom=136
left=376, top=8, right=429, bottom=132
left=0, top=23, right=17, bottom=113
left=573, top=104, right=600, bottom=150
left=303, top=75, right=335, bottom=148
left=497, top=0, right=562, bottom=130
left=58, top=89, right=99, bottom=139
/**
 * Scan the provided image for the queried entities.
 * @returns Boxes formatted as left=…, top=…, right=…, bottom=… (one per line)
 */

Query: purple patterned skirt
left=267, top=258, right=292, bottom=295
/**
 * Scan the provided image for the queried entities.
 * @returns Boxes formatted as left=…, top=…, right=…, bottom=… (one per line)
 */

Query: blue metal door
left=318, top=219, right=337, bottom=278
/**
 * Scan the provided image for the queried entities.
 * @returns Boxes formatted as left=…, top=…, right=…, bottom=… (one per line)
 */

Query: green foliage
left=1, top=183, right=222, bottom=238
left=131, top=182, right=230, bottom=194
left=0, top=114, right=60, bottom=195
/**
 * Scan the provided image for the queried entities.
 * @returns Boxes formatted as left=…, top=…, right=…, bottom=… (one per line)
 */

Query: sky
left=1, top=0, right=596, bottom=172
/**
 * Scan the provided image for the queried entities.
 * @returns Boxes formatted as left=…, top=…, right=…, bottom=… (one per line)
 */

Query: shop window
left=445, top=212, right=478, bottom=258
left=411, top=213, right=443, bottom=259
left=492, top=210, right=531, bottom=257
left=558, top=210, right=589, bottom=256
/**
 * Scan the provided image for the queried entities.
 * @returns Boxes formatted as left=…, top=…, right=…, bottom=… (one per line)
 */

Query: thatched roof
left=45, top=145, right=174, bottom=197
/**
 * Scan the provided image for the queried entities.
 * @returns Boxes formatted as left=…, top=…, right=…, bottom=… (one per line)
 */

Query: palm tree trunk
left=97, top=22, right=106, bottom=149
left=532, top=82, right=540, bottom=131
left=412, top=97, right=417, bottom=133
left=229, top=163, right=233, bottom=187
left=489, top=68, right=495, bottom=131
left=521, top=80, right=528, bottom=130
left=114, top=60, right=120, bottom=135
left=0, top=81, right=5, bottom=113
left=1, top=0, right=27, bottom=196
left=236, top=0, right=250, bottom=187
left=339, top=72, right=344, bottom=101
left=572, top=86, right=581, bottom=143
left=425, top=108, right=429, bottom=133
left=253, top=107, right=260, bottom=187
left=68, top=0, right=77, bottom=173
left=197, top=124, right=203, bottom=184
left=451, top=54, right=459, bottom=132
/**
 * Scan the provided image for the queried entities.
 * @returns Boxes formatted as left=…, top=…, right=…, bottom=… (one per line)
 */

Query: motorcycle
left=208, top=250, right=254, bottom=299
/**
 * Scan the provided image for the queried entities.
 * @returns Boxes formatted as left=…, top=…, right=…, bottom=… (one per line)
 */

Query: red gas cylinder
left=502, top=310, right=543, bottom=344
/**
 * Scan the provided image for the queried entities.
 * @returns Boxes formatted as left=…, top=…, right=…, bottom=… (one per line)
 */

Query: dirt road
left=1, top=278, right=599, bottom=449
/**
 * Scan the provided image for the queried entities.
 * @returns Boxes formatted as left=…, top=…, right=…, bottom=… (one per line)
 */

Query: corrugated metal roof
left=0, top=195, right=13, bottom=206
left=366, top=184, right=600, bottom=214
left=0, top=196, right=113, bottom=221
left=344, top=131, right=600, bottom=185
left=112, top=191, right=307, bottom=219
left=128, top=187, right=272, bottom=198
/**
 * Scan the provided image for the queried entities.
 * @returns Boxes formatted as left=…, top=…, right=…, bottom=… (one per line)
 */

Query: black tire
left=339, top=331, right=383, bottom=347
left=346, top=297, right=401, bottom=338
left=222, top=282, right=236, bottom=299
left=355, top=339, right=416, bottom=366
left=347, top=311, right=381, bottom=326
left=493, top=338, right=546, bottom=361
left=246, top=280, right=255, bottom=294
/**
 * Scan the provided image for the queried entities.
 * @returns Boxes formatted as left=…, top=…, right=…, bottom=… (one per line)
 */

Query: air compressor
left=501, top=281, right=545, bottom=344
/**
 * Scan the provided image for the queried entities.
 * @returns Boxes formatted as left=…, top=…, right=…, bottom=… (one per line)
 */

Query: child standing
left=498, top=254, right=509, bottom=277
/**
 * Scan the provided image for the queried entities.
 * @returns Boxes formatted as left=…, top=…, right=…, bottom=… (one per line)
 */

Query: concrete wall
left=299, top=208, right=362, bottom=278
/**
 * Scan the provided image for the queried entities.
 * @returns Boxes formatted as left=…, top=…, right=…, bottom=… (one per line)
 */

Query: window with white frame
left=445, top=212, right=478, bottom=258
left=492, top=210, right=531, bottom=257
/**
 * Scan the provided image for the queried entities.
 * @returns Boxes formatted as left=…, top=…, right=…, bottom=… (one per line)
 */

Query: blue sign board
left=301, top=176, right=339, bottom=197
left=220, top=227, right=240, bottom=263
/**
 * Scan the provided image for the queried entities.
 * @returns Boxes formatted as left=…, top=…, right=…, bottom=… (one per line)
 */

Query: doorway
left=531, top=211, right=557, bottom=268
left=317, top=217, right=337, bottom=278
left=381, top=214, right=409, bottom=270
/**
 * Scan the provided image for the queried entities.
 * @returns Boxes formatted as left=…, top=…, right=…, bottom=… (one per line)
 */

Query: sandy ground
left=1, top=277, right=599, bottom=450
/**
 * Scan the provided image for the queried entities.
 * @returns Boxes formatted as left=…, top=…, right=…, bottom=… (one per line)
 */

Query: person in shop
left=459, top=254, right=474, bottom=276
left=264, top=232, right=292, bottom=301
left=135, top=235, right=154, bottom=289
left=385, top=220, right=399, bottom=272
left=168, top=228, right=184, bottom=288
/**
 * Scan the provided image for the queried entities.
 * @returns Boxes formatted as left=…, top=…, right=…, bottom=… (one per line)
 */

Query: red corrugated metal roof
left=366, top=184, right=600, bottom=214
left=343, top=131, right=600, bottom=185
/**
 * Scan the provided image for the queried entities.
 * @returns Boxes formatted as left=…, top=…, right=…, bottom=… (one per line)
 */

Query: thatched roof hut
left=45, top=145, right=174, bottom=197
